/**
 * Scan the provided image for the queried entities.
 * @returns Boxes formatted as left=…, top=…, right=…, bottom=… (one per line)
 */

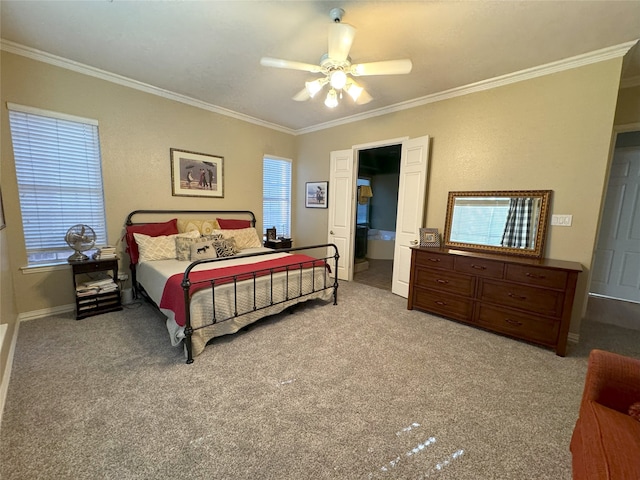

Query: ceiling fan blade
left=351, top=59, right=413, bottom=76
left=355, top=88, right=373, bottom=105
left=292, top=88, right=311, bottom=102
left=328, top=23, right=356, bottom=62
left=260, top=57, right=322, bottom=73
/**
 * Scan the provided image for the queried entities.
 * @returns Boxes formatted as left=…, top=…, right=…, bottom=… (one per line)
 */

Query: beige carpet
left=2, top=280, right=639, bottom=479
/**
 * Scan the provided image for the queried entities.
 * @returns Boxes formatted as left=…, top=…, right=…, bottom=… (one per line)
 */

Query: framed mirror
left=443, top=190, right=552, bottom=258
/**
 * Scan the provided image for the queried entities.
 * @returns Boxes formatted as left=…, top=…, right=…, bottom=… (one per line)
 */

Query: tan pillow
left=212, top=228, right=262, bottom=250
left=134, top=230, right=199, bottom=262
left=177, top=218, right=220, bottom=235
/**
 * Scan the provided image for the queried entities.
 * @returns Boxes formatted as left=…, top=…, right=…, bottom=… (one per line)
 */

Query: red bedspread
left=159, top=254, right=327, bottom=327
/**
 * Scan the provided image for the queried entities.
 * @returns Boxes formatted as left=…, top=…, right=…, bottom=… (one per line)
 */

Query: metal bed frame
left=125, top=210, right=339, bottom=363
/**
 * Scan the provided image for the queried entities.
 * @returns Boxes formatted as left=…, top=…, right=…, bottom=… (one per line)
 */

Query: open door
left=391, top=136, right=430, bottom=297
left=328, top=149, right=355, bottom=280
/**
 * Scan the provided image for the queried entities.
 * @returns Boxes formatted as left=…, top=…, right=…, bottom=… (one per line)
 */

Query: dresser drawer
left=414, top=267, right=474, bottom=296
left=414, top=250, right=454, bottom=270
left=478, top=279, right=563, bottom=317
left=412, top=287, right=473, bottom=322
left=505, top=264, right=568, bottom=290
left=454, top=256, right=504, bottom=279
left=476, top=304, right=560, bottom=346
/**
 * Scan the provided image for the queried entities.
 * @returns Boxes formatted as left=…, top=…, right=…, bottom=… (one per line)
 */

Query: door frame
left=346, top=137, right=408, bottom=281
left=589, top=121, right=640, bottom=304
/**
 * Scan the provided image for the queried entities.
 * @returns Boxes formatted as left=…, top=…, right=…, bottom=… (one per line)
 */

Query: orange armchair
left=570, top=349, right=640, bottom=480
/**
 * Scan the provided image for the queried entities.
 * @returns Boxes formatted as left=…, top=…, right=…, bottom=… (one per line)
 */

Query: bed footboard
left=181, top=244, right=339, bottom=364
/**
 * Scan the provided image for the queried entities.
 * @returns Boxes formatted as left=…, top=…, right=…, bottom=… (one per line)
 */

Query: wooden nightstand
left=264, top=238, right=292, bottom=250
left=69, top=257, right=123, bottom=319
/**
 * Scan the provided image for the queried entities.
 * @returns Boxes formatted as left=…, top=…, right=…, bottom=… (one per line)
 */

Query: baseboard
left=17, top=303, right=75, bottom=322
left=0, top=322, right=19, bottom=429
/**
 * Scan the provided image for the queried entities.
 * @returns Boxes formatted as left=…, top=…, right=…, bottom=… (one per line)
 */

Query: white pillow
left=212, top=227, right=262, bottom=250
left=133, top=230, right=199, bottom=262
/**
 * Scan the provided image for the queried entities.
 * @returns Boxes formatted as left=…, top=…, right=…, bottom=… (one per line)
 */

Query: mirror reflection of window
left=450, top=198, right=510, bottom=246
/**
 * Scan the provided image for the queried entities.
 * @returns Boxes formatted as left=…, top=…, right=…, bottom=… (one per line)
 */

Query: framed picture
left=420, top=228, right=440, bottom=247
left=170, top=148, right=224, bottom=198
left=306, top=181, right=328, bottom=208
left=266, top=227, right=277, bottom=241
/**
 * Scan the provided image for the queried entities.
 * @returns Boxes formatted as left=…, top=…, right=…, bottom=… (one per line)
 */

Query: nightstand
left=69, top=257, right=123, bottom=319
left=264, top=238, right=292, bottom=250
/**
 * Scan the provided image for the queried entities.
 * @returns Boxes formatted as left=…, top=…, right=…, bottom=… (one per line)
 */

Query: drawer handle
left=435, top=301, right=447, bottom=306
left=435, top=279, right=449, bottom=284
left=505, top=318, right=523, bottom=326
left=428, top=258, right=441, bottom=263
left=508, top=292, right=527, bottom=301
left=471, top=264, right=486, bottom=270
left=525, top=272, right=546, bottom=279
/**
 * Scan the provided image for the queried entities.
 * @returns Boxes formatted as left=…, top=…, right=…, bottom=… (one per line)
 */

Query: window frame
left=8, top=103, right=108, bottom=267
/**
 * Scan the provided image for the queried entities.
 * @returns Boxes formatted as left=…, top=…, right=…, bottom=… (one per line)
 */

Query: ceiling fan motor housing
left=329, top=8, right=344, bottom=23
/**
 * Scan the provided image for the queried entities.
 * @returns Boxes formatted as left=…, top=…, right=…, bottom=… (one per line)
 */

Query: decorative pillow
left=212, top=239, right=238, bottom=258
left=212, top=227, right=262, bottom=250
left=190, top=239, right=219, bottom=261
left=125, top=219, right=178, bottom=264
left=134, top=230, right=199, bottom=263
left=629, top=402, right=640, bottom=422
left=217, top=218, right=252, bottom=229
left=175, top=234, right=224, bottom=261
left=177, top=218, right=220, bottom=235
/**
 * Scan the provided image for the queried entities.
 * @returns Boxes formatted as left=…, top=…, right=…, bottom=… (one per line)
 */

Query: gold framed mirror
left=443, top=190, right=552, bottom=258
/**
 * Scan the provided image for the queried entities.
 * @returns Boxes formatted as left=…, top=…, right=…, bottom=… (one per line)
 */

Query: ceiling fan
left=260, top=8, right=412, bottom=108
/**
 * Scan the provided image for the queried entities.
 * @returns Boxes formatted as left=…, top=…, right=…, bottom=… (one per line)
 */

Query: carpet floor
left=1, top=281, right=639, bottom=479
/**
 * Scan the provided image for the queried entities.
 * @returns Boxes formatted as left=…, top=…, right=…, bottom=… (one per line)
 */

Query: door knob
left=411, top=239, right=418, bottom=245
left=330, top=230, right=334, bottom=235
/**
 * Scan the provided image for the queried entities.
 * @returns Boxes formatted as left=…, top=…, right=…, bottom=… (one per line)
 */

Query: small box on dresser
left=408, top=247, right=582, bottom=356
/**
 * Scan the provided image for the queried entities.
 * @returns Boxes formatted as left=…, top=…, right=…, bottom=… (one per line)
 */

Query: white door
left=328, top=149, right=355, bottom=280
left=391, top=136, right=430, bottom=297
left=591, top=146, right=640, bottom=303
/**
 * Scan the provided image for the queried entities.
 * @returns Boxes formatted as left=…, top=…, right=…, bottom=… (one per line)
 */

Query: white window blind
left=8, top=105, right=107, bottom=266
left=263, top=156, right=291, bottom=238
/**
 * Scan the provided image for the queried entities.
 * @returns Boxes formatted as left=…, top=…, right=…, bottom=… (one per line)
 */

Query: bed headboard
left=125, top=209, right=256, bottom=227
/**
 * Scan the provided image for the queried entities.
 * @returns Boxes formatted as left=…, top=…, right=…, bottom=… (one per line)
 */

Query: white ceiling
left=2, top=1, right=639, bottom=133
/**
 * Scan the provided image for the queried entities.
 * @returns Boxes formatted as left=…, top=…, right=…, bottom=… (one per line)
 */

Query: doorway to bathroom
left=352, top=144, right=401, bottom=291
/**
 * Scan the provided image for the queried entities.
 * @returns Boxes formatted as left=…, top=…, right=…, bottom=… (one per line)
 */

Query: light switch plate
left=551, top=214, right=573, bottom=226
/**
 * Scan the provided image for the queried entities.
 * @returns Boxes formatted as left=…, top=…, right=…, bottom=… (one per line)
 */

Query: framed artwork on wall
left=170, top=148, right=224, bottom=198
left=306, top=181, right=328, bottom=208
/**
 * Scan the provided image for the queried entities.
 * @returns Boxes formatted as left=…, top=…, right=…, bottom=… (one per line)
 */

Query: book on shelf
left=92, top=245, right=117, bottom=260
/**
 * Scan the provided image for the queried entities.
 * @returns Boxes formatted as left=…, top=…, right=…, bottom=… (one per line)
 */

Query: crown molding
left=296, top=40, right=638, bottom=135
left=0, top=39, right=296, bottom=136
left=2, top=38, right=636, bottom=136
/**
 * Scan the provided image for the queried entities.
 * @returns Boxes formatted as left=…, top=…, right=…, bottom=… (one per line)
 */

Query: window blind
left=8, top=106, right=107, bottom=266
left=263, top=157, right=291, bottom=238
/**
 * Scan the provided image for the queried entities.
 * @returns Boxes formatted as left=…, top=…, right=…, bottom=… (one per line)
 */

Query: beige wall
left=295, top=59, right=623, bottom=336
left=614, top=84, right=640, bottom=126
left=1, top=51, right=296, bottom=314
left=0, top=49, right=626, bottom=340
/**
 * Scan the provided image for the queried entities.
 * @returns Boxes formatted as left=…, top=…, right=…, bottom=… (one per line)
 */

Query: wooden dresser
left=408, top=247, right=582, bottom=356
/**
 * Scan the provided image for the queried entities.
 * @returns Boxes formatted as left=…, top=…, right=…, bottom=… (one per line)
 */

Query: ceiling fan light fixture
left=345, top=82, right=363, bottom=102
left=305, top=78, right=326, bottom=98
left=324, top=88, right=339, bottom=108
left=329, top=69, right=347, bottom=90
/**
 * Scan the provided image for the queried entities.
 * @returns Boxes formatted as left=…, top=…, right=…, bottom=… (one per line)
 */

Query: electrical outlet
left=551, top=214, right=573, bottom=226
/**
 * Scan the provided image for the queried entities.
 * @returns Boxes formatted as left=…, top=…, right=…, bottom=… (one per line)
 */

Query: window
left=8, top=104, right=107, bottom=266
left=356, top=177, right=371, bottom=225
left=263, top=156, right=291, bottom=238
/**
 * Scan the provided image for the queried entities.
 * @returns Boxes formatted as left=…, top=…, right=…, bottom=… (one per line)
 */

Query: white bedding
left=136, top=247, right=334, bottom=357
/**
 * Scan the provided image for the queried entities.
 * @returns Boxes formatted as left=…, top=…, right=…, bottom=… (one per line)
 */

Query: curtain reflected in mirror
left=445, top=191, right=551, bottom=258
